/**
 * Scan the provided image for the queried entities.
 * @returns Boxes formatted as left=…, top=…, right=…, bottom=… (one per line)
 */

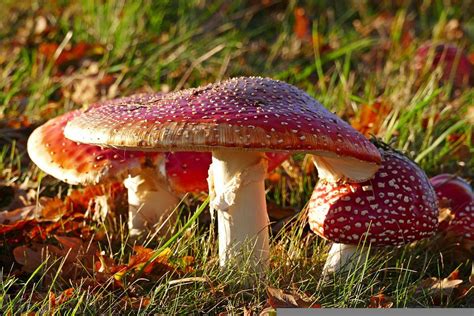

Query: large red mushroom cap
left=308, top=147, right=439, bottom=246
left=429, top=173, right=473, bottom=213
left=165, top=152, right=290, bottom=193
left=64, top=77, right=381, bottom=182
left=415, top=43, right=472, bottom=87
left=27, top=107, right=160, bottom=186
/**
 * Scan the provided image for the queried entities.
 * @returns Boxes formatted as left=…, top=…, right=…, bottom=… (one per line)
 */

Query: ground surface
left=0, top=0, right=473, bottom=314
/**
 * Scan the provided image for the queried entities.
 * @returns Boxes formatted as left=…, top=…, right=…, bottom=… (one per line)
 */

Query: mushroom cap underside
left=28, top=108, right=160, bottom=185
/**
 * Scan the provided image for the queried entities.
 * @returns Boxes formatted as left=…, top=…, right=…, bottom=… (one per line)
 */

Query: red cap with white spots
left=165, top=151, right=290, bottom=193
left=308, top=147, right=439, bottom=246
left=447, top=200, right=474, bottom=241
left=27, top=108, right=160, bottom=185
left=64, top=77, right=381, bottom=182
left=430, top=174, right=473, bottom=213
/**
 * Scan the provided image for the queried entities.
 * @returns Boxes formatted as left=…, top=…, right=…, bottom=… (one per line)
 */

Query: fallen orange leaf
left=266, top=287, right=320, bottom=308
left=368, top=293, right=394, bottom=308
left=294, top=8, right=311, bottom=40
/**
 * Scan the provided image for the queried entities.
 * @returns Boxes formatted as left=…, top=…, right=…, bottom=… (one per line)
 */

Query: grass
left=0, top=0, right=473, bottom=314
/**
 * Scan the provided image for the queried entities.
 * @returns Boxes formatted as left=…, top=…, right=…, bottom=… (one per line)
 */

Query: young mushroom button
left=64, top=76, right=381, bottom=267
left=308, top=146, right=438, bottom=275
left=430, top=174, right=473, bottom=213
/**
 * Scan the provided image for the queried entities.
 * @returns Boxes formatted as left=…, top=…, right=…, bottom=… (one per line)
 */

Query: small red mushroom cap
left=165, top=152, right=290, bottom=193
left=64, top=77, right=382, bottom=182
left=308, top=147, right=439, bottom=246
left=430, top=174, right=473, bottom=213
left=415, top=43, right=472, bottom=87
left=447, top=200, right=474, bottom=241
left=27, top=107, right=160, bottom=185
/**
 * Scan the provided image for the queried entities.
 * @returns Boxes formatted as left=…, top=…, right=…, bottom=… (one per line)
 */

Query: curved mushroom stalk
left=124, top=167, right=179, bottom=236
left=322, top=243, right=367, bottom=276
left=208, top=150, right=270, bottom=267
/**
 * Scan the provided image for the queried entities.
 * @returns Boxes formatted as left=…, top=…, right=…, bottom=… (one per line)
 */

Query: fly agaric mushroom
left=64, top=77, right=381, bottom=267
left=446, top=200, right=474, bottom=252
left=26, top=106, right=180, bottom=236
left=28, top=101, right=290, bottom=237
left=415, top=43, right=472, bottom=88
left=309, top=146, right=438, bottom=275
left=430, top=173, right=473, bottom=212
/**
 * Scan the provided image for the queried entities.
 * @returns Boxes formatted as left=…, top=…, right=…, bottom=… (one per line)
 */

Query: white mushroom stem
left=123, top=167, right=179, bottom=236
left=208, top=150, right=270, bottom=267
left=323, top=243, right=367, bottom=276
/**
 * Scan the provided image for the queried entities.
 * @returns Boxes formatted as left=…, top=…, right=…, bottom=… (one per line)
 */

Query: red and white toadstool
left=429, top=173, right=473, bottom=212
left=28, top=96, right=290, bottom=238
left=308, top=146, right=439, bottom=275
left=446, top=200, right=474, bottom=252
left=415, top=43, right=472, bottom=88
left=64, top=77, right=381, bottom=267
left=26, top=103, right=180, bottom=236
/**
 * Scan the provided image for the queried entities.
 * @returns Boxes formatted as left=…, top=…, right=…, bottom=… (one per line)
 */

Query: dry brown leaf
left=368, top=293, right=394, bottom=308
left=13, top=236, right=97, bottom=277
left=13, top=243, right=63, bottom=273
left=266, top=287, right=320, bottom=308
left=420, top=277, right=463, bottom=296
left=293, top=8, right=311, bottom=40
left=453, top=271, right=474, bottom=300
left=50, top=288, right=74, bottom=309
left=38, top=41, right=102, bottom=67
left=0, top=219, right=36, bottom=236
left=0, top=206, right=35, bottom=224
left=417, top=270, right=465, bottom=304
left=6, top=115, right=31, bottom=129
left=127, top=246, right=175, bottom=275
left=40, top=197, right=68, bottom=221
left=351, top=101, right=391, bottom=137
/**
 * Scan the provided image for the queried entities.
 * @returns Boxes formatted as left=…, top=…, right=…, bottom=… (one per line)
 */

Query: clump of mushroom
left=308, top=145, right=438, bottom=275
left=28, top=97, right=290, bottom=238
left=64, top=76, right=382, bottom=267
